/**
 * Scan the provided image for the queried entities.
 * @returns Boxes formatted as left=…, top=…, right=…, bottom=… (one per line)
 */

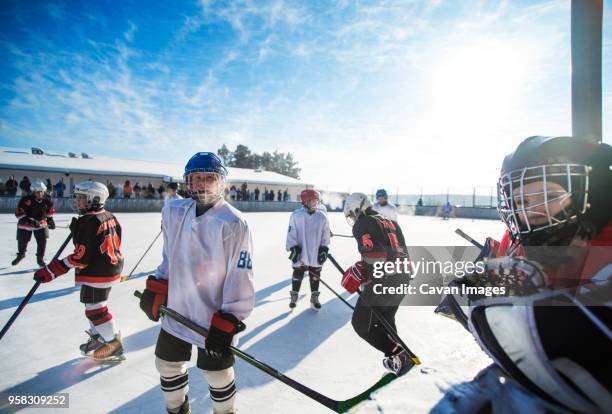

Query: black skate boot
left=310, top=291, right=321, bottom=310
left=11, top=253, right=25, bottom=266
left=36, top=255, right=45, bottom=267
left=80, top=330, right=103, bottom=356
left=289, top=290, right=298, bottom=308
left=168, top=396, right=191, bottom=414
left=383, top=349, right=415, bottom=376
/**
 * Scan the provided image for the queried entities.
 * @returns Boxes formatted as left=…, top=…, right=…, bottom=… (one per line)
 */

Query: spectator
left=230, top=185, right=237, bottom=200
left=0, top=178, right=5, bottom=196
left=134, top=182, right=142, bottom=199
left=123, top=180, right=133, bottom=199
left=6, top=175, right=18, bottom=196
left=254, top=187, right=260, bottom=201
left=54, top=178, right=66, bottom=198
left=19, top=176, right=31, bottom=196
left=283, top=189, right=289, bottom=201
left=277, top=190, right=282, bottom=201
left=164, top=182, right=182, bottom=205
left=107, top=181, right=117, bottom=199
left=417, top=197, right=423, bottom=207
left=157, top=184, right=165, bottom=199
left=241, top=183, right=248, bottom=201
left=45, top=178, right=53, bottom=195
left=145, top=183, right=155, bottom=199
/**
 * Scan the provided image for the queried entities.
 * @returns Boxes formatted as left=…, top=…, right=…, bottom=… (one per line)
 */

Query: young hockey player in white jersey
left=373, top=189, right=398, bottom=222
left=139, top=152, right=255, bottom=414
left=286, top=189, right=330, bottom=309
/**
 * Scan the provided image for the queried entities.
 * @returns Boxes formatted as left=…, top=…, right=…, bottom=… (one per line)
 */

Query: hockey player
left=286, top=189, right=330, bottom=310
left=454, top=136, right=612, bottom=413
left=341, top=193, right=414, bottom=376
left=164, top=182, right=183, bottom=205
left=33, top=181, right=125, bottom=361
left=372, top=189, right=398, bottom=222
left=12, top=179, right=55, bottom=266
left=139, top=152, right=254, bottom=414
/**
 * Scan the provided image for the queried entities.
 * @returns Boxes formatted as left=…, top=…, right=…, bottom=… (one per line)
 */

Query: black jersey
left=65, top=209, right=124, bottom=287
left=352, top=209, right=406, bottom=278
left=15, top=194, right=55, bottom=230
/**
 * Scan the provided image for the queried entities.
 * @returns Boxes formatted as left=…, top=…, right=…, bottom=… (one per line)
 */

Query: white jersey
left=154, top=198, right=254, bottom=348
left=286, top=207, right=330, bottom=268
left=164, top=193, right=183, bottom=206
left=373, top=202, right=398, bottom=222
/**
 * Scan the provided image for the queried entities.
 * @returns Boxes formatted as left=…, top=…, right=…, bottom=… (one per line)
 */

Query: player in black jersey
left=34, top=181, right=125, bottom=361
left=341, top=192, right=414, bottom=376
left=12, top=179, right=56, bottom=267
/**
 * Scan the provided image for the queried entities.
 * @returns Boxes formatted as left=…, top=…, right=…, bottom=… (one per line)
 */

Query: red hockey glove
left=34, top=259, right=69, bottom=283
left=205, top=311, right=246, bottom=356
left=342, top=261, right=366, bottom=293
left=139, top=276, right=168, bottom=321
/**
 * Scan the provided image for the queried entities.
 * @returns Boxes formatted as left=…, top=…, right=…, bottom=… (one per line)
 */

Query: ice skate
left=289, top=290, right=298, bottom=308
left=92, top=332, right=125, bottom=362
left=80, top=329, right=103, bottom=356
left=11, top=253, right=25, bottom=266
left=36, top=255, right=45, bottom=267
left=310, top=291, right=321, bottom=310
left=383, top=349, right=415, bottom=376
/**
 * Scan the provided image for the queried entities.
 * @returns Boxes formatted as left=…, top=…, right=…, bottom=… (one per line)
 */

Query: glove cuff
left=211, top=311, right=244, bottom=334
left=48, top=259, right=69, bottom=276
left=146, top=276, right=168, bottom=294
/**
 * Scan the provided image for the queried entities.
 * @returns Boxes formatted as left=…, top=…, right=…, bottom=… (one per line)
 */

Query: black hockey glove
left=288, top=246, right=301, bottom=263
left=317, top=246, right=329, bottom=265
left=46, top=217, right=56, bottom=230
left=205, top=311, right=246, bottom=357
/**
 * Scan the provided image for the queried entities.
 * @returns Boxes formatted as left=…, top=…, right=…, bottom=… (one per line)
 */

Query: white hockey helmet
left=30, top=179, right=47, bottom=192
left=343, top=192, right=372, bottom=226
left=74, top=181, right=109, bottom=213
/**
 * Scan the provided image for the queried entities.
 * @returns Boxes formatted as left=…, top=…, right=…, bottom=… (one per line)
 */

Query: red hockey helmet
left=300, top=189, right=320, bottom=205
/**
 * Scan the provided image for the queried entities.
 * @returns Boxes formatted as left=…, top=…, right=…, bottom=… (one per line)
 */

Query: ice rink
left=0, top=211, right=506, bottom=413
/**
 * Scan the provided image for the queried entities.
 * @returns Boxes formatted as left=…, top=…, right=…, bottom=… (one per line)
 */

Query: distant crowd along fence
left=0, top=197, right=306, bottom=213
left=0, top=196, right=500, bottom=219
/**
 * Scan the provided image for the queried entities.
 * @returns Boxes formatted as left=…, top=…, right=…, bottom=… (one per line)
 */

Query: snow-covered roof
left=0, top=146, right=310, bottom=186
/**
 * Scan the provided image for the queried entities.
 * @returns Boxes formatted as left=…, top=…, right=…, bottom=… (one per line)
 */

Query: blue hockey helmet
left=184, top=152, right=228, bottom=177
left=375, top=189, right=388, bottom=199
left=184, top=152, right=228, bottom=205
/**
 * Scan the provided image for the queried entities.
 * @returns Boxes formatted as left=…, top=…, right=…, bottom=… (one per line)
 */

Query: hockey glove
left=34, top=259, right=69, bottom=283
left=46, top=217, right=56, bottom=230
left=317, top=246, right=329, bottom=265
left=288, top=245, right=302, bottom=263
left=342, top=261, right=367, bottom=293
left=205, top=311, right=246, bottom=356
left=139, top=276, right=168, bottom=321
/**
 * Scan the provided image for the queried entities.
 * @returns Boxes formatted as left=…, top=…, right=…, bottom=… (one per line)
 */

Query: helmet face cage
left=73, top=191, right=103, bottom=214
left=497, top=163, right=589, bottom=238
left=185, top=172, right=226, bottom=205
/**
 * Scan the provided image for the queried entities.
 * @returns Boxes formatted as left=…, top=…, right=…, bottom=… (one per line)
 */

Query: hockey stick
left=454, top=228, right=484, bottom=249
left=120, top=229, right=162, bottom=282
left=309, top=270, right=355, bottom=311
left=134, top=291, right=397, bottom=413
left=331, top=232, right=353, bottom=238
left=326, top=254, right=421, bottom=366
left=0, top=233, right=73, bottom=341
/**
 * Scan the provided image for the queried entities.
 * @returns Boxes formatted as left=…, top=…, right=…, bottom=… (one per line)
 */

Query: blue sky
left=1, top=0, right=611, bottom=194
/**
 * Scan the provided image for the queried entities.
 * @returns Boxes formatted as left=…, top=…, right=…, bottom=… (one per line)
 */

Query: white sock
left=204, top=368, right=236, bottom=414
left=156, top=357, right=189, bottom=412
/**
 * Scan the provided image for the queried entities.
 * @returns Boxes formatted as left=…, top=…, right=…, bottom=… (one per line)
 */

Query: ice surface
left=0, top=212, right=505, bottom=413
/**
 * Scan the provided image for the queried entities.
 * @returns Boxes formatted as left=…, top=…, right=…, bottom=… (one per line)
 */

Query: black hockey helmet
left=498, top=136, right=612, bottom=245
